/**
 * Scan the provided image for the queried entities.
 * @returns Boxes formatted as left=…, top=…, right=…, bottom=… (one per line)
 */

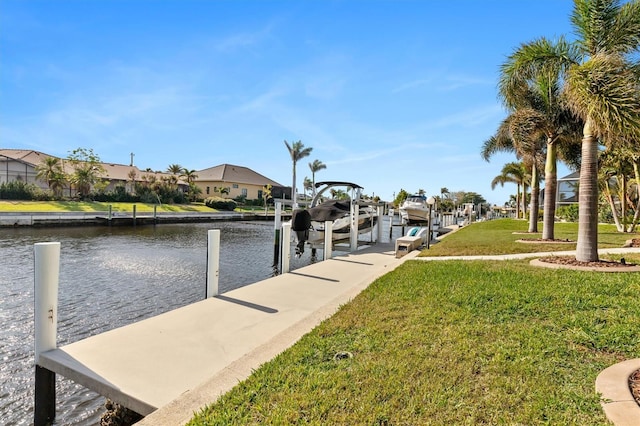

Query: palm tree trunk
left=291, top=162, right=297, bottom=207
left=576, top=120, right=599, bottom=262
left=629, top=157, right=640, bottom=232
left=528, top=165, right=539, bottom=233
left=620, top=174, right=627, bottom=232
left=604, top=179, right=624, bottom=232
left=522, top=182, right=528, bottom=220
left=542, top=140, right=557, bottom=240
left=515, top=184, right=521, bottom=219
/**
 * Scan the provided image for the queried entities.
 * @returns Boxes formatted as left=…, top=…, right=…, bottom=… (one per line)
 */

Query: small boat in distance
left=399, top=194, right=430, bottom=223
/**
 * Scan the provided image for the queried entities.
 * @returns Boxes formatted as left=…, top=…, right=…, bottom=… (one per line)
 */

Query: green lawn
left=188, top=219, right=639, bottom=425
left=422, top=218, right=637, bottom=256
left=0, top=200, right=215, bottom=213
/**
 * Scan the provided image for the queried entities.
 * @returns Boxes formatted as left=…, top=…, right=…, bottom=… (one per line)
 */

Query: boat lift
left=272, top=193, right=384, bottom=274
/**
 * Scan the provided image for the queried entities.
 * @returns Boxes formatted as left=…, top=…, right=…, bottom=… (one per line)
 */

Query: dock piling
left=206, top=230, right=220, bottom=298
left=281, top=222, right=291, bottom=273
left=324, top=221, right=332, bottom=260
left=34, top=242, right=60, bottom=425
left=273, top=202, right=282, bottom=267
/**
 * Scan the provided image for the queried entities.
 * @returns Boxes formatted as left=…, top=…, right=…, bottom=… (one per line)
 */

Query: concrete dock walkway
left=38, top=242, right=413, bottom=425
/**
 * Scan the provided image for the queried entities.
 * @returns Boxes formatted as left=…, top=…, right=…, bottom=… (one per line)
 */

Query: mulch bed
left=517, top=238, right=575, bottom=244
left=631, top=369, right=640, bottom=407
left=537, top=256, right=637, bottom=268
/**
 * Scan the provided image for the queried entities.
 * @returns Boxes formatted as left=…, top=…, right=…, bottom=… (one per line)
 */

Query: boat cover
left=308, top=199, right=351, bottom=222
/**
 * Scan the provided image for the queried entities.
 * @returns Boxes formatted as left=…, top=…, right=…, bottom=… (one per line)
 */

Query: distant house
left=540, top=170, right=580, bottom=211
left=195, top=164, right=286, bottom=201
left=557, top=171, right=579, bottom=205
left=0, top=149, right=186, bottom=197
left=0, top=149, right=51, bottom=189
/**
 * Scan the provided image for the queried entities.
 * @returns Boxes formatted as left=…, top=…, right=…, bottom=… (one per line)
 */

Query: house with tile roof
left=0, top=149, right=186, bottom=197
left=195, top=164, right=287, bottom=201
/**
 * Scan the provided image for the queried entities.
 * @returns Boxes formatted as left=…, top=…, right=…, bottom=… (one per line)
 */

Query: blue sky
left=1, top=0, right=577, bottom=204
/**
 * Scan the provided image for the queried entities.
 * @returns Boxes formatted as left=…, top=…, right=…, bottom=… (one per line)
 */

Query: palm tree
left=563, top=0, right=640, bottom=261
left=284, top=140, right=312, bottom=207
left=482, top=113, right=544, bottom=231
left=303, top=176, right=313, bottom=197
left=181, top=169, right=198, bottom=184
left=35, top=156, right=66, bottom=198
left=127, top=169, right=137, bottom=195
left=498, top=36, right=584, bottom=238
left=491, top=162, right=529, bottom=219
left=599, top=145, right=640, bottom=232
left=308, top=159, right=326, bottom=197
left=167, top=164, right=183, bottom=175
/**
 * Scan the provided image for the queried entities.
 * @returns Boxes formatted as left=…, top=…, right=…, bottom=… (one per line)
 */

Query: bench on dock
left=395, top=235, right=422, bottom=258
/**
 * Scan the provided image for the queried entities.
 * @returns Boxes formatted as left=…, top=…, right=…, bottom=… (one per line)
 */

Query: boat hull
left=308, top=212, right=378, bottom=245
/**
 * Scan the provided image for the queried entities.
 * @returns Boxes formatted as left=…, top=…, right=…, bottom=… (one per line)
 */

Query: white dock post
left=34, top=242, right=60, bottom=426
left=350, top=200, right=358, bottom=252
left=281, top=222, right=291, bottom=273
left=377, top=205, right=384, bottom=242
left=206, top=230, right=220, bottom=298
left=324, top=221, right=333, bottom=260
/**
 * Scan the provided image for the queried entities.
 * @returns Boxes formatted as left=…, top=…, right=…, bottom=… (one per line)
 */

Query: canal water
left=0, top=219, right=397, bottom=425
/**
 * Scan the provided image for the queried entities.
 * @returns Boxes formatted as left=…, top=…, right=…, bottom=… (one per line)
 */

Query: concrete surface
left=596, top=359, right=640, bottom=426
left=38, top=242, right=414, bottom=424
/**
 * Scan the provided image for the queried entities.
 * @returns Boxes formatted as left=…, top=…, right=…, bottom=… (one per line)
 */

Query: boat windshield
left=406, top=196, right=426, bottom=203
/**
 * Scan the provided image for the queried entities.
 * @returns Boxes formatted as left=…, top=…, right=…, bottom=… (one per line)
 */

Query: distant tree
left=303, top=176, right=313, bottom=197
left=181, top=168, right=198, bottom=184
left=167, top=164, right=183, bottom=175
left=187, top=183, right=202, bottom=202
left=284, top=140, right=312, bottom=206
left=393, top=189, right=409, bottom=208
left=308, top=159, right=326, bottom=196
left=263, top=184, right=273, bottom=213
left=35, top=156, right=66, bottom=198
left=127, top=169, right=137, bottom=195
left=67, top=148, right=105, bottom=199
left=491, top=162, right=528, bottom=219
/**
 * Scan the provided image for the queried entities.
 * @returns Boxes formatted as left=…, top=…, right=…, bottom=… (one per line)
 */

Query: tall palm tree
left=284, top=140, right=312, bottom=207
left=491, top=162, right=529, bottom=219
left=563, top=0, right=640, bottom=261
left=308, top=159, right=326, bottom=197
left=482, top=113, right=544, bottom=231
left=499, top=36, right=584, bottom=239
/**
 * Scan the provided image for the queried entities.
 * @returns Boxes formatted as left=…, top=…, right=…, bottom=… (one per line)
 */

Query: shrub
left=92, top=185, right=140, bottom=202
left=205, top=197, right=237, bottom=211
left=556, top=204, right=579, bottom=222
left=0, top=181, right=42, bottom=200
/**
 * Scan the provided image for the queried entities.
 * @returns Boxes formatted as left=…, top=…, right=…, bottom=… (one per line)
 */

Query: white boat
left=291, top=181, right=378, bottom=254
left=399, top=195, right=430, bottom=223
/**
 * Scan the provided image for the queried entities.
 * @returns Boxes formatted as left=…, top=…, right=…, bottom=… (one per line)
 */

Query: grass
left=187, top=219, right=640, bottom=425
left=0, top=200, right=215, bottom=213
left=422, top=218, right=638, bottom=256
